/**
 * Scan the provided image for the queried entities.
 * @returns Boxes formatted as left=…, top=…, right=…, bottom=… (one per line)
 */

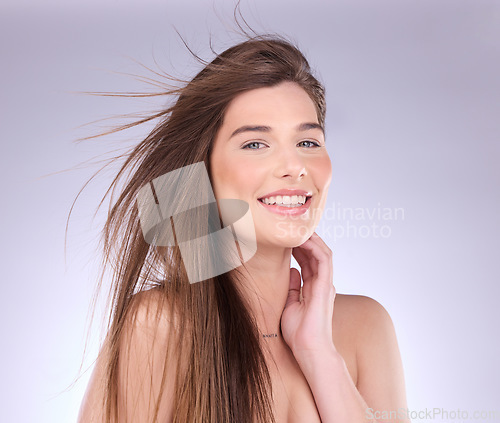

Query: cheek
left=209, top=156, right=225, bottom=198
left=311, top=156, right=332, bottom=223
left=227, top=161, right=264, bottom=195
left=312, top=155, right=333, bottom=188
left=211, top=158, right=260, bottom=198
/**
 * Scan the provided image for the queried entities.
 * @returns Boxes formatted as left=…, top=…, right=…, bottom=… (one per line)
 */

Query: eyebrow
left=229, top=122, right=324, bottom=139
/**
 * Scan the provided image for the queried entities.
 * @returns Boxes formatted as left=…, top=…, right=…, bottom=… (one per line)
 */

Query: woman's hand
left=280, top=232, right=337, bottom=356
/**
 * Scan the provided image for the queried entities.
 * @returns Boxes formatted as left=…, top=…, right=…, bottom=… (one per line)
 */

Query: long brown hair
left=74, top=18, right=326, bottom=423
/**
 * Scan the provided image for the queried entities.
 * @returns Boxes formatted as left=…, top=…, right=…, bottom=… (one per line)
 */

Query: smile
left=257, top=195, right=312, bottom=216
left=260, top=194, right=307, bottom=206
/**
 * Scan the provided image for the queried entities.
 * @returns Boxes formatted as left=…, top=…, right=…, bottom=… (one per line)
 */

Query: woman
left=77, top=33, right=410, bottom=423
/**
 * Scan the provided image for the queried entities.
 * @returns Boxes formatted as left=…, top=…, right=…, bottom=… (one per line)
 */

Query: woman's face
left=210, top=81, right=332, bottom=248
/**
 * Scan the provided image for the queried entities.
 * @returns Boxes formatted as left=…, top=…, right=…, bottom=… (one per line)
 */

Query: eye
left=298, top=140, right=321, bottom=148
left=242, top=141, right=266, bottom=150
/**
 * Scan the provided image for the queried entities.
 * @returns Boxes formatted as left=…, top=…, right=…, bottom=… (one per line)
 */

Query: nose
left=272, top=145, right=307, bottom=180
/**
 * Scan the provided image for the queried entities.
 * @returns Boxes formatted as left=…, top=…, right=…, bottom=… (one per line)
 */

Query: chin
left=258, top=227, right=315, bottom=248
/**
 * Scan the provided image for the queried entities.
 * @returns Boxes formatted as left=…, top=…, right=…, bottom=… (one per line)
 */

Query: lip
left=257, top=195, right=312, bottom=216
left=258, top=189, right=312, bottom=199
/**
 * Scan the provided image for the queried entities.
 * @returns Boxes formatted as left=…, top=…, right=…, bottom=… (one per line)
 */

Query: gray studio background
left=1, top=0, right=499, bottom=422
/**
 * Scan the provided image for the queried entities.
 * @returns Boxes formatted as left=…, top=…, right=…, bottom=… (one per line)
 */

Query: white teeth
left=260, top=195, right=307, bottom=206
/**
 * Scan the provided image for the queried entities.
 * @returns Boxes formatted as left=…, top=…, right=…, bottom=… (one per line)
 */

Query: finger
left=292, top=235, right=326, bottom=300
left=285, top=267, right=302, bottom=308
left=296, top=235, right=333, bottom=289
left=292, top=246, right=313, bottom=282
left=299, top=238, right=319, bottom=275
left=292, top=244, right=319, bottom=301
left=294, top=237, right=321, bottom=278
left=310, top=232, right=332, bottom=254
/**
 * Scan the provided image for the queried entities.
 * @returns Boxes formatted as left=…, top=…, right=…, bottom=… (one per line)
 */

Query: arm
left=356, top=296, right=410, bottom=422
left=294, top=347, right=372, bottom=422
left=281, top=233, right=410, bottom=423
left=293, top=296, right=410, bottom=423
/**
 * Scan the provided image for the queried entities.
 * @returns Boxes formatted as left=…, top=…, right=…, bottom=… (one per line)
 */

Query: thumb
left=285, top=268, right=301, bottom=308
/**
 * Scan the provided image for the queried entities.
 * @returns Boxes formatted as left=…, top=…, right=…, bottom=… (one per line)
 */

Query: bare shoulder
left=334, top=294, right=409, bottom=416
left=78, top=288, right=184, bottom=423
left=125, top=287, right=181, bottom=335
left=331, top=294, right=396, bottom=386
left=333, top=293, right=392, bottom=331
left=333, top=293, right=392, bottom=346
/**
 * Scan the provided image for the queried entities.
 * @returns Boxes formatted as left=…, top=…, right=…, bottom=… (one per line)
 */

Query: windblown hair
left=75, top=23, right=326, bottom=423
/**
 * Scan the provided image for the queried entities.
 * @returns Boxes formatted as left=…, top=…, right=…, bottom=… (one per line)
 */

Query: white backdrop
left=1, top=0, right=499, bottom=422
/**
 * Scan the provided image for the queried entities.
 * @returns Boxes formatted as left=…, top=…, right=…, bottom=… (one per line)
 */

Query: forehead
left=221, top=82, right=318, bottom=129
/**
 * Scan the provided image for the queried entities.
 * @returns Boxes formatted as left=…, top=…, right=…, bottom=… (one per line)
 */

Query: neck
left=262, top=332, right=279, bottom=338
left=232, top=243, right=293, bottom=341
